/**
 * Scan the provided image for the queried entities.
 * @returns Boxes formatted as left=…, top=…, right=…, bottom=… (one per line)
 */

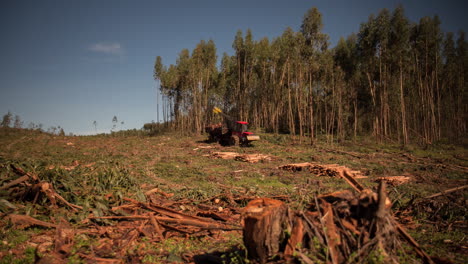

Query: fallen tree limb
left=340, top=169, right=365, bottom=192
left=6, top=165, right=82, bottom=211
left=36, top=182, right=83, bottom=211
left=0, top=175, right=30, bottom=190
left=89, top=215, right=242, bottom=230
left=7, top=214, right=57, bottom=229
left=424, top=185, right=468, bottom=199
left=396, top=223, right=435, bottom=264
left=10, top=164, right=39, bottom=181
left=77, top=253, right=122, bottom=263
left=149, top=213, right=164, bottom=239
left=123, top=197, right=208, bottom=222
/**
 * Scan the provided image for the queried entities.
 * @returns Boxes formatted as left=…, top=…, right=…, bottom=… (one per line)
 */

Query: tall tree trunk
left=399, top=58, right=408, bottom=145
left=309, top=71, right=315, bottom=145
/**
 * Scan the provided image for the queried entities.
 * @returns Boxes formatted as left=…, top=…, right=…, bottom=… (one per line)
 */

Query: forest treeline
left=153, top=6, right=467, bottom=145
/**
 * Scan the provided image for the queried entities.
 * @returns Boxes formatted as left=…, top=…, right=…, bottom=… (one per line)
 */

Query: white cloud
left=89, top=42, right=123, bottom=55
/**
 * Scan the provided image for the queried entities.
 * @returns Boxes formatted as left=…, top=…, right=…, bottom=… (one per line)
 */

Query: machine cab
left=235, top=121, right=248, bottom=133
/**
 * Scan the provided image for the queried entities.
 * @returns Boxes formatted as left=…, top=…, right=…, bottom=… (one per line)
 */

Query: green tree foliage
left=1, top=111, right=13, bottom=128
left=153, top=6, right=466, bottom=145
left=112, top=116, right=118, bottom=131
left=93, top=120, right=97, bottom=133
left=13, top=115, right=23, bottom=129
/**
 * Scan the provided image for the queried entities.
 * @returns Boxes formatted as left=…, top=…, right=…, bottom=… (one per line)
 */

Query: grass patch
left=0, top=128, right=466, bottom=263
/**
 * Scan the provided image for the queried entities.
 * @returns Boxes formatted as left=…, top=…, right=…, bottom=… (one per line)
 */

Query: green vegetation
left=0, top=128, right=466, bottom=263
left=1, top=3, right=467, bottom=262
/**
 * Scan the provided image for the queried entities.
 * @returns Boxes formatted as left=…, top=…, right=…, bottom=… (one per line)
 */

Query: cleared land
left=0, top=128, right=466, bottom=263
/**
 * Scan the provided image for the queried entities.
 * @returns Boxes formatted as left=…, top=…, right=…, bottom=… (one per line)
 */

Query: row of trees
left=154, top=6, right=466, bottom=145
left=92, top=116, right=125, bottom=133
left=1, top=111, right=66, bottom=136
left=1, top=111, right=24, bottom=129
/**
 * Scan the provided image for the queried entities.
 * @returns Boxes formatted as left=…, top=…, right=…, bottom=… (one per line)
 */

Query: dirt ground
left=0, top=128, right=466, bottom=263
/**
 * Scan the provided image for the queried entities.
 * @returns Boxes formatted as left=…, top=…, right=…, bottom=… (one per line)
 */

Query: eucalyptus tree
left=452, top=31, right=468, bottom=140
left=13, top=115, right=23, bottom=129
left=232, top=30, right=245, bottom=120
left=410, top=15, right=443, bottom=144
left=154, top=56, right=177, bottom=124
left=375, top=9, right=391, bottom=138
left=252, top=37, right=272, bottom=129
left=278, top=27, right=299, bottom=137
left=112, top=116, right=118, bottom=131
left=93, top=120, right=97, bottom=133
left=151, top=5, right=463, bottom=145
left=357, top=14, right=379, bottom=139
left=219, top=52, right=236, bottom=111
left=1, top=111, right=12, bottom=128
left=231, top=29, right=256, bottom=121
left=389, top=6, right=411, bottom=144
left=300, top=6, right=329, bottom=143
left=175, top=49, right=191, bottom=130
left=190, top=40, right=218, bottom=133
left=334, top=34, right=360, bottom=140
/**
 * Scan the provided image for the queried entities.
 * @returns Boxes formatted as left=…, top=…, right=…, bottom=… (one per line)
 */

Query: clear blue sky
left=0, top=0, right=466, bottom=135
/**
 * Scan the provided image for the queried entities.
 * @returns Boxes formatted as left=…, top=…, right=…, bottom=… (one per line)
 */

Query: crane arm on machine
left=209, top=107, right=260, bottom=146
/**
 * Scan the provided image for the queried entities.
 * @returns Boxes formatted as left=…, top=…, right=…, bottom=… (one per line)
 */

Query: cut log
left=376, top=176, right=411, bottom=186
left=212, top=152, right=272, bottom=163
left=278, top=162, right=313, bottom=172
left=242, top=198, right=289, bottom=264
left=212, top=152, right=239, bottom=160
left=236, top=154, right=272, bottom=163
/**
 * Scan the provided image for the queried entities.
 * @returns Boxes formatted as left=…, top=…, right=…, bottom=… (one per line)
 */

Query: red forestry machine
left=205, top=107, right=260, bottom=146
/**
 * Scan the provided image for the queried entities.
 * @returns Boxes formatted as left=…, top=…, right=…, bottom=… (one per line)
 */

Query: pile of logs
left=279, top=163, right=368, bottom=192
left=212, top=152, right=272, bottom=163
left=242, top=182, right=434, bottom=264
left=279, top=163, right=365, bottom=178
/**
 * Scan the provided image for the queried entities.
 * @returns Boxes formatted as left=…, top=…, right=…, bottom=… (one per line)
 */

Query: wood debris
left=212, top=151, right=239, bottom=159
left=424, top=185, right=468, bottom=199
left=4, top=164, right=83, bottom=211
left=235, top=153, right=271, bottom=163
left=376, top=175, right=411, bottom=186
left=212, top=151, right=272, bottom=163
left=0, top=163, right=442, bottom=263
left=279, top=162, right=365, bottom=178
left=6, top=214, right=57, bottom=229
left=279, top=162, right=367, bottom=192
left=8, top=190, right=244, bottom=263
left=241, top=182, right=434, bottom=264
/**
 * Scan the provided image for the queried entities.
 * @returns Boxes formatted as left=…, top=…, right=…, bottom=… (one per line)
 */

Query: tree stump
left=242, top=198, right=289, bottom=264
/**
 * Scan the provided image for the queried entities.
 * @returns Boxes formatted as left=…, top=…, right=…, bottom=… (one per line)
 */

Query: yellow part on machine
left=213, top=107, right=222, bottom=114
left=246, top=135, right=260, bottom=141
